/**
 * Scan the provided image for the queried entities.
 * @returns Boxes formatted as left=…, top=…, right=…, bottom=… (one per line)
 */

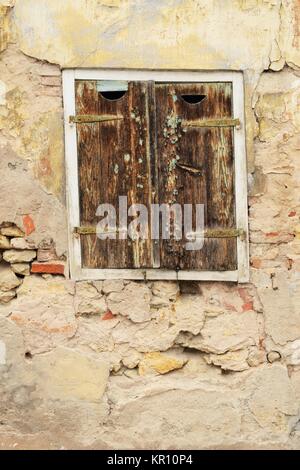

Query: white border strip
left=233, top=74, right=249, bottom=282
left=62, top=69, right=82, bottom=279
left=62, top=69, right=249, bottom=283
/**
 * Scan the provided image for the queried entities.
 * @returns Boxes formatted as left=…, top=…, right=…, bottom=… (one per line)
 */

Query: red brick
left=242, top=301, right=254, bottom=312
left=31, top=262, right=65, bottom=275
left=288, top=211, right=296, bottom=217
left=102, top=309, right=115, bottom=320
left=23, top=215, right=35, bottom=236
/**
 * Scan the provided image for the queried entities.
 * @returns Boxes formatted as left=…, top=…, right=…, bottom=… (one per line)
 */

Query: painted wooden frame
left=62, top=69, right=249, bottom=282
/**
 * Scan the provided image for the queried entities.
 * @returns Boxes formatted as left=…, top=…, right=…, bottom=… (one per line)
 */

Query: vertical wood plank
left=155, top=82, right=237, bottom=271
left=147, top=81, right=160, bottom=268
left=75, top=80, right=152, bottom=269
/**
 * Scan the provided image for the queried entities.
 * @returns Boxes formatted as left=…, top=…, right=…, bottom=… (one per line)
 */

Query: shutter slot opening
left=181, top=94, right=207, bottom=105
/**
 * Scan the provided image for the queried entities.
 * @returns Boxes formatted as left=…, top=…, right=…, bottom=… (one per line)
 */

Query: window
left=63, top=70, right=249, bottom=282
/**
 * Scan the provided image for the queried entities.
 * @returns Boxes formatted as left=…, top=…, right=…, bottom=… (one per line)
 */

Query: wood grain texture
left=155, top=82, right=237, bottom=270
left=75, top=80, right=152, bottom=268
left=75, top=80, right=237, bottom=271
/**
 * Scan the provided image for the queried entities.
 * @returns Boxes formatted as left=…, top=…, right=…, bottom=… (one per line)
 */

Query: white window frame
left=63, top=69, right=249, bottom=282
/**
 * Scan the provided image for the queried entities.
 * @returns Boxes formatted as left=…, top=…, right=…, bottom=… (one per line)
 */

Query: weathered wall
left=0, top=0, right=300, bottom=449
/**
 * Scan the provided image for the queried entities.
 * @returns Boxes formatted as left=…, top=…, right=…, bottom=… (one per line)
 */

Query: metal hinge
left=69, top=114, right=123, bottom=124
left=74, top=226, right=246, bottom=240
left=73, top=226, right=127, bottom=235
left=204, top=228, right=246, bottom=240
left=181, top=118, right=241, bottom=129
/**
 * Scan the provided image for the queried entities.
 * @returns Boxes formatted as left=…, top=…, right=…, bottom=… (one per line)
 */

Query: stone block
left=3, top=249, right=36, bottom=263
left=107, top=282, right=151, bottom=323
left=10, top=238, right=36, bottom=250
left=11, top=263, right=30, bottom=276
left=1, top=225, right=24, bottom=237
left=37, top=238, right=58, bottom=262
left=0, top=288, right=16, bottom=303
left=33, top=347, right=109, bottom=402
left=0, top=235, right=10, bottom=249
left=0, top=265, right=21, bottom=291
left=75, top=281, right=107, bottom=315
left=138, top=352, right=186, bottom=376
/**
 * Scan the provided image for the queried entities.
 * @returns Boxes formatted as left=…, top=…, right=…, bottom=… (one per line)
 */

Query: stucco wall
left=0, top=0, right=300, bottom=449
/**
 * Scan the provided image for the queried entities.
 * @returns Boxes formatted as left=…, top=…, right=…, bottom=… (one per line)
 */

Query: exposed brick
left=102, top=309, right=115, bottom=320
left=242, top=301, right=254, bottom=312
left=23, top=215, right=35, bottom=236
left=31, top=262, right=65, bottom=275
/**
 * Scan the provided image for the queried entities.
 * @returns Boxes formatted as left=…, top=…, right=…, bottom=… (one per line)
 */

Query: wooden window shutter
left=75, top=80, right=153, bottom=268
left=74, top=79, right=239, bottom=272
left=155, top=82, right=237, bottom=271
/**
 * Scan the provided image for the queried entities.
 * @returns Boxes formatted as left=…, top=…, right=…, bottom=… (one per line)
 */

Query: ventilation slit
left=181, top=94, right=206, bottom=105
left=100, top=91, right=127, bottom=101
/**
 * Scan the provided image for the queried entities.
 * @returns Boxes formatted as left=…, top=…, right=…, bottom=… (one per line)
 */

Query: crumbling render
left=0, top=0, right=300, bottom=450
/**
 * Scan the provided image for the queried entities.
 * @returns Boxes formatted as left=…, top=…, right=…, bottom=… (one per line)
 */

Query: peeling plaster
left=0, top=0, right=300, bottom=450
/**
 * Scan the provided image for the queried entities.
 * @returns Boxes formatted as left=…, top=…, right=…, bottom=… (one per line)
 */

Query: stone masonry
left=0, top=0, right=300, bottom=449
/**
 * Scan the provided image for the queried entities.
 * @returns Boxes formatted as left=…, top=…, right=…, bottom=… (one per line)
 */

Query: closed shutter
left=73, top=80, right=239, bottom=272
left=75, top=80, right=153, bottom=268
left=154, top=82, right=237, bottom=270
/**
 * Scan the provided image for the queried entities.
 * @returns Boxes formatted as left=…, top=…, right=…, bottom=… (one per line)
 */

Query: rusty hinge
left=181, top=118, right=241, bottom=129
left=74, top=226, right=246, bottom=240
left=204, top=228, right=246, bottom=240
left=73, top=226, right=127, bottom=235
left=69, top=114, right=123, bottom=124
